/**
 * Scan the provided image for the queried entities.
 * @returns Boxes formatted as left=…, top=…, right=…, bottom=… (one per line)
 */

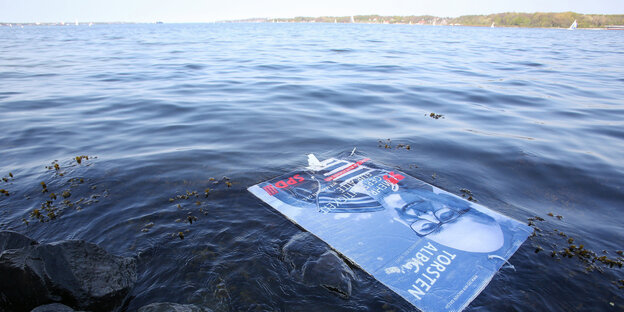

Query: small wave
left=329, top=48, right=354, bottom=53
left=183, top=64, right=205, bottom=70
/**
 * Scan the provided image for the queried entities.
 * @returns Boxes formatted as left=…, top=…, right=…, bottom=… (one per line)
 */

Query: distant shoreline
left=2, top=11, right=624, bottom=29
left=226, top=12, right=624, bottom=29
left=1, top=22, right=620, bottom=31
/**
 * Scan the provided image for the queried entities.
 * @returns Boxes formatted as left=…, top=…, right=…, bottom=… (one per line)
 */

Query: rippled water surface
left=1, top=23, right=623, bottom=311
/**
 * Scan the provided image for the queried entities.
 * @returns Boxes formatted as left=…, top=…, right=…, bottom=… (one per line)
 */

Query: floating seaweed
left=62, top=190, right=71, bottom=198
left=528, top=213, right=624, bottom=273
left=171, top=231, right=189, bottom=240
left=547, top=212, right=563, bottom=219
left=162, top=177, right=235, bottom=235
left=378, top=139, right=392, bottom=149
left=459, top=188, right=477, bottom=202
left=24, top=156, right=103, bottom=223
left=429, top=113, right=444, bottom=119
left=141, top=222, right=155, bottom=232
left=2, top=172, right=15, bottom=183
left=75, top=155, right=89, bottom=164
left=377, top=139, right=412, bottom=151
left=396, top=143, right=411, bottom=150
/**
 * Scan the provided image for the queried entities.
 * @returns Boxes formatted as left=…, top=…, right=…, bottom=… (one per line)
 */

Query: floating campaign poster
left=248, top=155, right=531, bottom=312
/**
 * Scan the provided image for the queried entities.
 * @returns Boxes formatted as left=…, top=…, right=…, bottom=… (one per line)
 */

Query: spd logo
left=263, top=174, right=305, bottom=196
left=383, top=171, right=404, bottom=184
left=262, top=185, right=279, bottom=196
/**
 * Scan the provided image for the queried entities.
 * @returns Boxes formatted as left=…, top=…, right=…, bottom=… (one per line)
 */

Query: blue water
left=1, top=23, right=623, bottom=311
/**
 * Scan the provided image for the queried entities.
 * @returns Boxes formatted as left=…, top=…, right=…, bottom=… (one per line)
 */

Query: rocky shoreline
left=0, top=231, right=213, bottom=312
left=0, top=230, right=358, bottom=312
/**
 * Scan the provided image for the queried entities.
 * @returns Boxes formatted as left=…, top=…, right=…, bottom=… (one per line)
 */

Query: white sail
left=350, top=16, right=355, bottom=23
left=569, top=20, right=577, bottom=30
left=491, top=22, right=495, bottom=28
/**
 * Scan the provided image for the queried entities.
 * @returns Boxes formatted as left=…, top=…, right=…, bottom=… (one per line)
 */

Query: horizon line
left=1, top=11, right=623, bottom=24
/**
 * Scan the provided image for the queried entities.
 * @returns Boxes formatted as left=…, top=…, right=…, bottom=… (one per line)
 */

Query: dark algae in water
left=1, top=172, right=16, bottom=196
left=378, top=139, right=411, bottom=150
left=163, top=176, right=235, bottom=240
left=75, top=155, right=89, bottom=164
left=17, top=156, right=106, bottom=223
left=429, top=112, right=444, bottom=119
left=460, top=188, right=477, bottom=202
left=527, top=213, right=624, bottom=273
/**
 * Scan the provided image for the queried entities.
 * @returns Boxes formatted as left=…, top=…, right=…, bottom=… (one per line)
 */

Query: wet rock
left=0, top=240, right=136, bottom=312
left=0, top=231, right=38, bottom=253
left=138, top=302, right=213, bottom=312
left=282, top=232, right=355, bottom=298
left=30, top=303, right=77, bottom=312
left=302, top=250, right=355, bottom=298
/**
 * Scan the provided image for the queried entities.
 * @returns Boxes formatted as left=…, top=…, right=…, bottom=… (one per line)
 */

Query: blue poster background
left=249, top=155, right=531, bottom=312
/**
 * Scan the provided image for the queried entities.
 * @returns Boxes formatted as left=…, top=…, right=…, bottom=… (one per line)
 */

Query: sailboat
left=569, top=20, right=577, bottom=30
left=491, top=22, right=495, bottom=28
left=350, top=16, right=355, bottom=23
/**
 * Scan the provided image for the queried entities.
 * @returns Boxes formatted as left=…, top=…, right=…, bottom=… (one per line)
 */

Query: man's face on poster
left=381, top=179, right=504, bottom=253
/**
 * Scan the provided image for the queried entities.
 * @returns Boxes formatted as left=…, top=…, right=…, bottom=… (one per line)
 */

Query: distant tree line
left=451, top=12, right=624, bottom=28
left=249, top=12, right=624, bottom=28
left=271, top=15, right=443, bottom=25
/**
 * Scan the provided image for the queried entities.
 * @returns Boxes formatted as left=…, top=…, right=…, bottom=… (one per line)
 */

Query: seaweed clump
left=378, top=139, right=411, bottom=150
left=163, top=176, right=234, bottom=239
left=24, top=156, right=105, bottom=223
left=527, top=213, right=624, bottom=273
left=429, top=113, right=444, bottom=119
left=378, top=139, right=393, bottom=149
left=459, top=188, right=477, bottom=202
left=1, top=172, right=16, bottom=196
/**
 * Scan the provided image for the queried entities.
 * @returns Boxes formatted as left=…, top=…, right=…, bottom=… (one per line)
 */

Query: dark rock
left=0, top=240, right=136, bottom=312
left=0, top=231, right=38, bottom=253
left=30, top=303, right=76, bottom=312
left=282, top=232, right=355, bottom=298
left=137, top=302, right=213, bottom=312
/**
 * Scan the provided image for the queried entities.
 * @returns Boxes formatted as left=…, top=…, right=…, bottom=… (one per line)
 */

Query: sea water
left=0, top=23, right=623, bottom=311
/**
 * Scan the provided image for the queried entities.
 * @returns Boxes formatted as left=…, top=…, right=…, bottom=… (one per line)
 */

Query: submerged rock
left=138, top=302, right=213, bottom=312
left=282, top=232, right=355, bottom=298
left=30, top=303, right=77, bottom=312
left=0, top=230, right=38, bottom=253
left=0, top=240, right=136, bottom=312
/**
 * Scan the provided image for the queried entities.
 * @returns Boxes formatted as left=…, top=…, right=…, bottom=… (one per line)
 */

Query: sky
left=1, top=0, right=623, bottom=23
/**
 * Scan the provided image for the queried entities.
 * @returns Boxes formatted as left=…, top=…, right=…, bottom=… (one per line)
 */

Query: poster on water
left=248, top=154, right=531, bottom=312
